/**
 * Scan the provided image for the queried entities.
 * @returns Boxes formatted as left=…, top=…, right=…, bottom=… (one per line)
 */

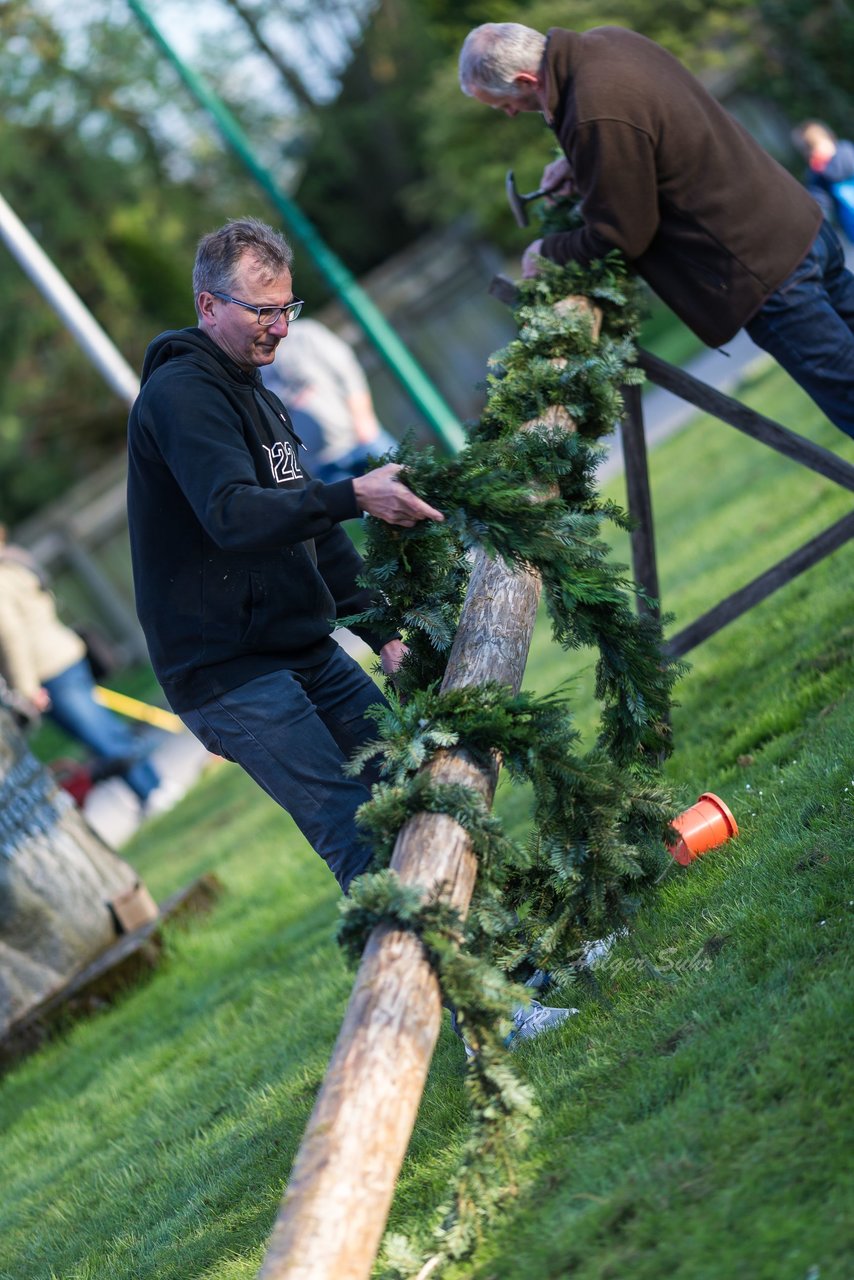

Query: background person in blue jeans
left=0, top=526, right=163, bottom=810
left=261, top=318, right=397, bottom=485
left=459, top=22, right=854, bottom=439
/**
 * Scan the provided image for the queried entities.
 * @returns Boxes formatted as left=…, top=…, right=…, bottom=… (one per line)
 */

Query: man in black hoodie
left=127, top=218, right=443, bottom=892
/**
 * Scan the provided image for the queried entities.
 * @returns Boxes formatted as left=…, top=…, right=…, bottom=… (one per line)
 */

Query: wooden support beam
left=486, top=282, right=854, bottom=663
left=620, top=383, right=661, bottom=620
left=665, top=510, right=854, bottom=657
left=635, top=348, right=854, bottom=492
left=487, top=273, right=521, bottom=307
left=0, top=873, right=222, bottom=1074
left=257, top=297, right=599, bottom=1280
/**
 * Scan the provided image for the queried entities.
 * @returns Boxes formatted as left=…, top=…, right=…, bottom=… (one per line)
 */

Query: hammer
left=505, top=169, right=548, bottom=227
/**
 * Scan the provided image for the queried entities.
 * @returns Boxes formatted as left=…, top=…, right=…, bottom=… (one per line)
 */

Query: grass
left=1, top=362, right=852, bottom=1280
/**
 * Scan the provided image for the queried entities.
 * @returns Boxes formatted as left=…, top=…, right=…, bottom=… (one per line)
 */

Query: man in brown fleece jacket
left=459, top=22, right=854, bottom=438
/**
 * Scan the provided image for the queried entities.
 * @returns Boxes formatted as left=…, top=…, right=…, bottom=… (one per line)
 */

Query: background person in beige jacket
left=0, top=525, right=168, bottom=814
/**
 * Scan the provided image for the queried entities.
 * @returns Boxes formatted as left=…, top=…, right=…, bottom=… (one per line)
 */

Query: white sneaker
left=142, top=780, right=184, bottom=818
left=451, top=999, right=579, bottom=1059
left=505, top=999, right=579, bottom=1049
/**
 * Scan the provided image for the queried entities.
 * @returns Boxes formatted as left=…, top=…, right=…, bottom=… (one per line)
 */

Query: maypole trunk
left=257, top=298, right=601, bottom=1280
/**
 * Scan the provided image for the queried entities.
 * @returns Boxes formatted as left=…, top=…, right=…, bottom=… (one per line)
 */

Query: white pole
left=0, top=191, right=140, bottom=406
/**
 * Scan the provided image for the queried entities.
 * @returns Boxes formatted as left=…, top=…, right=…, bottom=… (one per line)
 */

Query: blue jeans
left=43, top=658, right=161, bottom=801
left=179, top=647, right=388, bottom=892
left=746, top=220, right=854, bottom=437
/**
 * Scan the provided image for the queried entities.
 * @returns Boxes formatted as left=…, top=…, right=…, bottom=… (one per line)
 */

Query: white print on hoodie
left=263, top=439, right=303, bottom=484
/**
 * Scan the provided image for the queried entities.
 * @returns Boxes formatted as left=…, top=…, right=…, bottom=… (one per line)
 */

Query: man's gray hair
left=192, top=217, right=293, bottom=314
left=458, top=23, right=547, bottom=96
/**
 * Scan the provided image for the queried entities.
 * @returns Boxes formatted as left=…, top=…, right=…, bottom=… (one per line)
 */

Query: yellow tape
left=94, top=685, right=183, bottom=733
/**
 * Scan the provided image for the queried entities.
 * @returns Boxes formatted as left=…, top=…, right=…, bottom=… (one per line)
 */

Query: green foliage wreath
left=337, top=213, right=685, bottom=1275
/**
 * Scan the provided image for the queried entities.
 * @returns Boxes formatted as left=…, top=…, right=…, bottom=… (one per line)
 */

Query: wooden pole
left=620, top=382, right=661, bottom=621
left=635, top=347, right=854, bottom=493
left=664, top=508, right=854, bottom=657
left=257, top=298, right=600, bottom=1280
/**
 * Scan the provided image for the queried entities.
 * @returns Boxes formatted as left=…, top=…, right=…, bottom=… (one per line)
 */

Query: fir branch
left=334, top=214, right=684, bottom=1277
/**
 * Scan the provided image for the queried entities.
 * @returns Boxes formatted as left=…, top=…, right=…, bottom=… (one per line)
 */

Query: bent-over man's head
left=458, top=22, right=547, bottom=115
left=193, top=218, right=302, bottom=370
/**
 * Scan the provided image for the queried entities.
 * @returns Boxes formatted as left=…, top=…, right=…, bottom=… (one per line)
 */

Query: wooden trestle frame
left=625, top=349, right=854, bottom=655
left=490, top=273, right=854, bottom=657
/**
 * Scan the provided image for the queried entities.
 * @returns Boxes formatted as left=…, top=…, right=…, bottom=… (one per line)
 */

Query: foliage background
left=1, top=0, right=852, bottom=522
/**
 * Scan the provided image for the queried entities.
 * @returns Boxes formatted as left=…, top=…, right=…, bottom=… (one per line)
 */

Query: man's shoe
left=504, top=998, right=578, bottom=1049
left=449, top=1007, right=477, bottom=1061
left=524, top=968, right=552, bottom=993
left=450, top=998, right=579, bottom=1058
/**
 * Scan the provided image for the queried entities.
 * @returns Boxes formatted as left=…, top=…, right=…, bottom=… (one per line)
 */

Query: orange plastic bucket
left=667, top=792, right=738, bottom=865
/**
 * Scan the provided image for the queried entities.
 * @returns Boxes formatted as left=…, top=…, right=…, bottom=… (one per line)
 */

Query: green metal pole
left=127, top=0, right=466, bottom=454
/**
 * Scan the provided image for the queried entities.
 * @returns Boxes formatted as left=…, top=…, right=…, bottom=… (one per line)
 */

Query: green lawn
left=1, top=362, right=852, bottom=1280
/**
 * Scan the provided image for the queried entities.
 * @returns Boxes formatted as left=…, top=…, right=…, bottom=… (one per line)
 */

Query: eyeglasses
left=211, top=291, right=304, bottom=327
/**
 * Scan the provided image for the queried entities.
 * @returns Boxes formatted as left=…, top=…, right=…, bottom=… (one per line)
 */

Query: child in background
left=792, top=120, right=854, bottom=241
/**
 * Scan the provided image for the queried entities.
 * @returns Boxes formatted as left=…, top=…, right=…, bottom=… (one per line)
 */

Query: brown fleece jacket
left=539, top=27, right=822, bottom=347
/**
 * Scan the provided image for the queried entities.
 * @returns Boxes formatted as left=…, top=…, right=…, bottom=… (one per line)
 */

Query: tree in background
left=0, top=0, right=304, bottom=524
left=254, top=0, right=853, bottom=268
left=291, top=1, right=443, bottom=274
left=1, top=0, right=851, bottom=524
left=749, top=0, right=854, bottom=127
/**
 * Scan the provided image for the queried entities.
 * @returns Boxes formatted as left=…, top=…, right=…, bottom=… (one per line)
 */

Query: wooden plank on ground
left=0, top=872, right=222, bottom=1073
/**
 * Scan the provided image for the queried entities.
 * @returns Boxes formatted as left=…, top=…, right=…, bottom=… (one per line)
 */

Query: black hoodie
left=127, top=327, right=392, bottom=712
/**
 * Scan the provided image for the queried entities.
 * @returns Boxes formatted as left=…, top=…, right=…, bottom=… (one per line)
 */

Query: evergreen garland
left=335, top=208, right=685, bottom=1276
left=340, top=871, right=537, bottom=1274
